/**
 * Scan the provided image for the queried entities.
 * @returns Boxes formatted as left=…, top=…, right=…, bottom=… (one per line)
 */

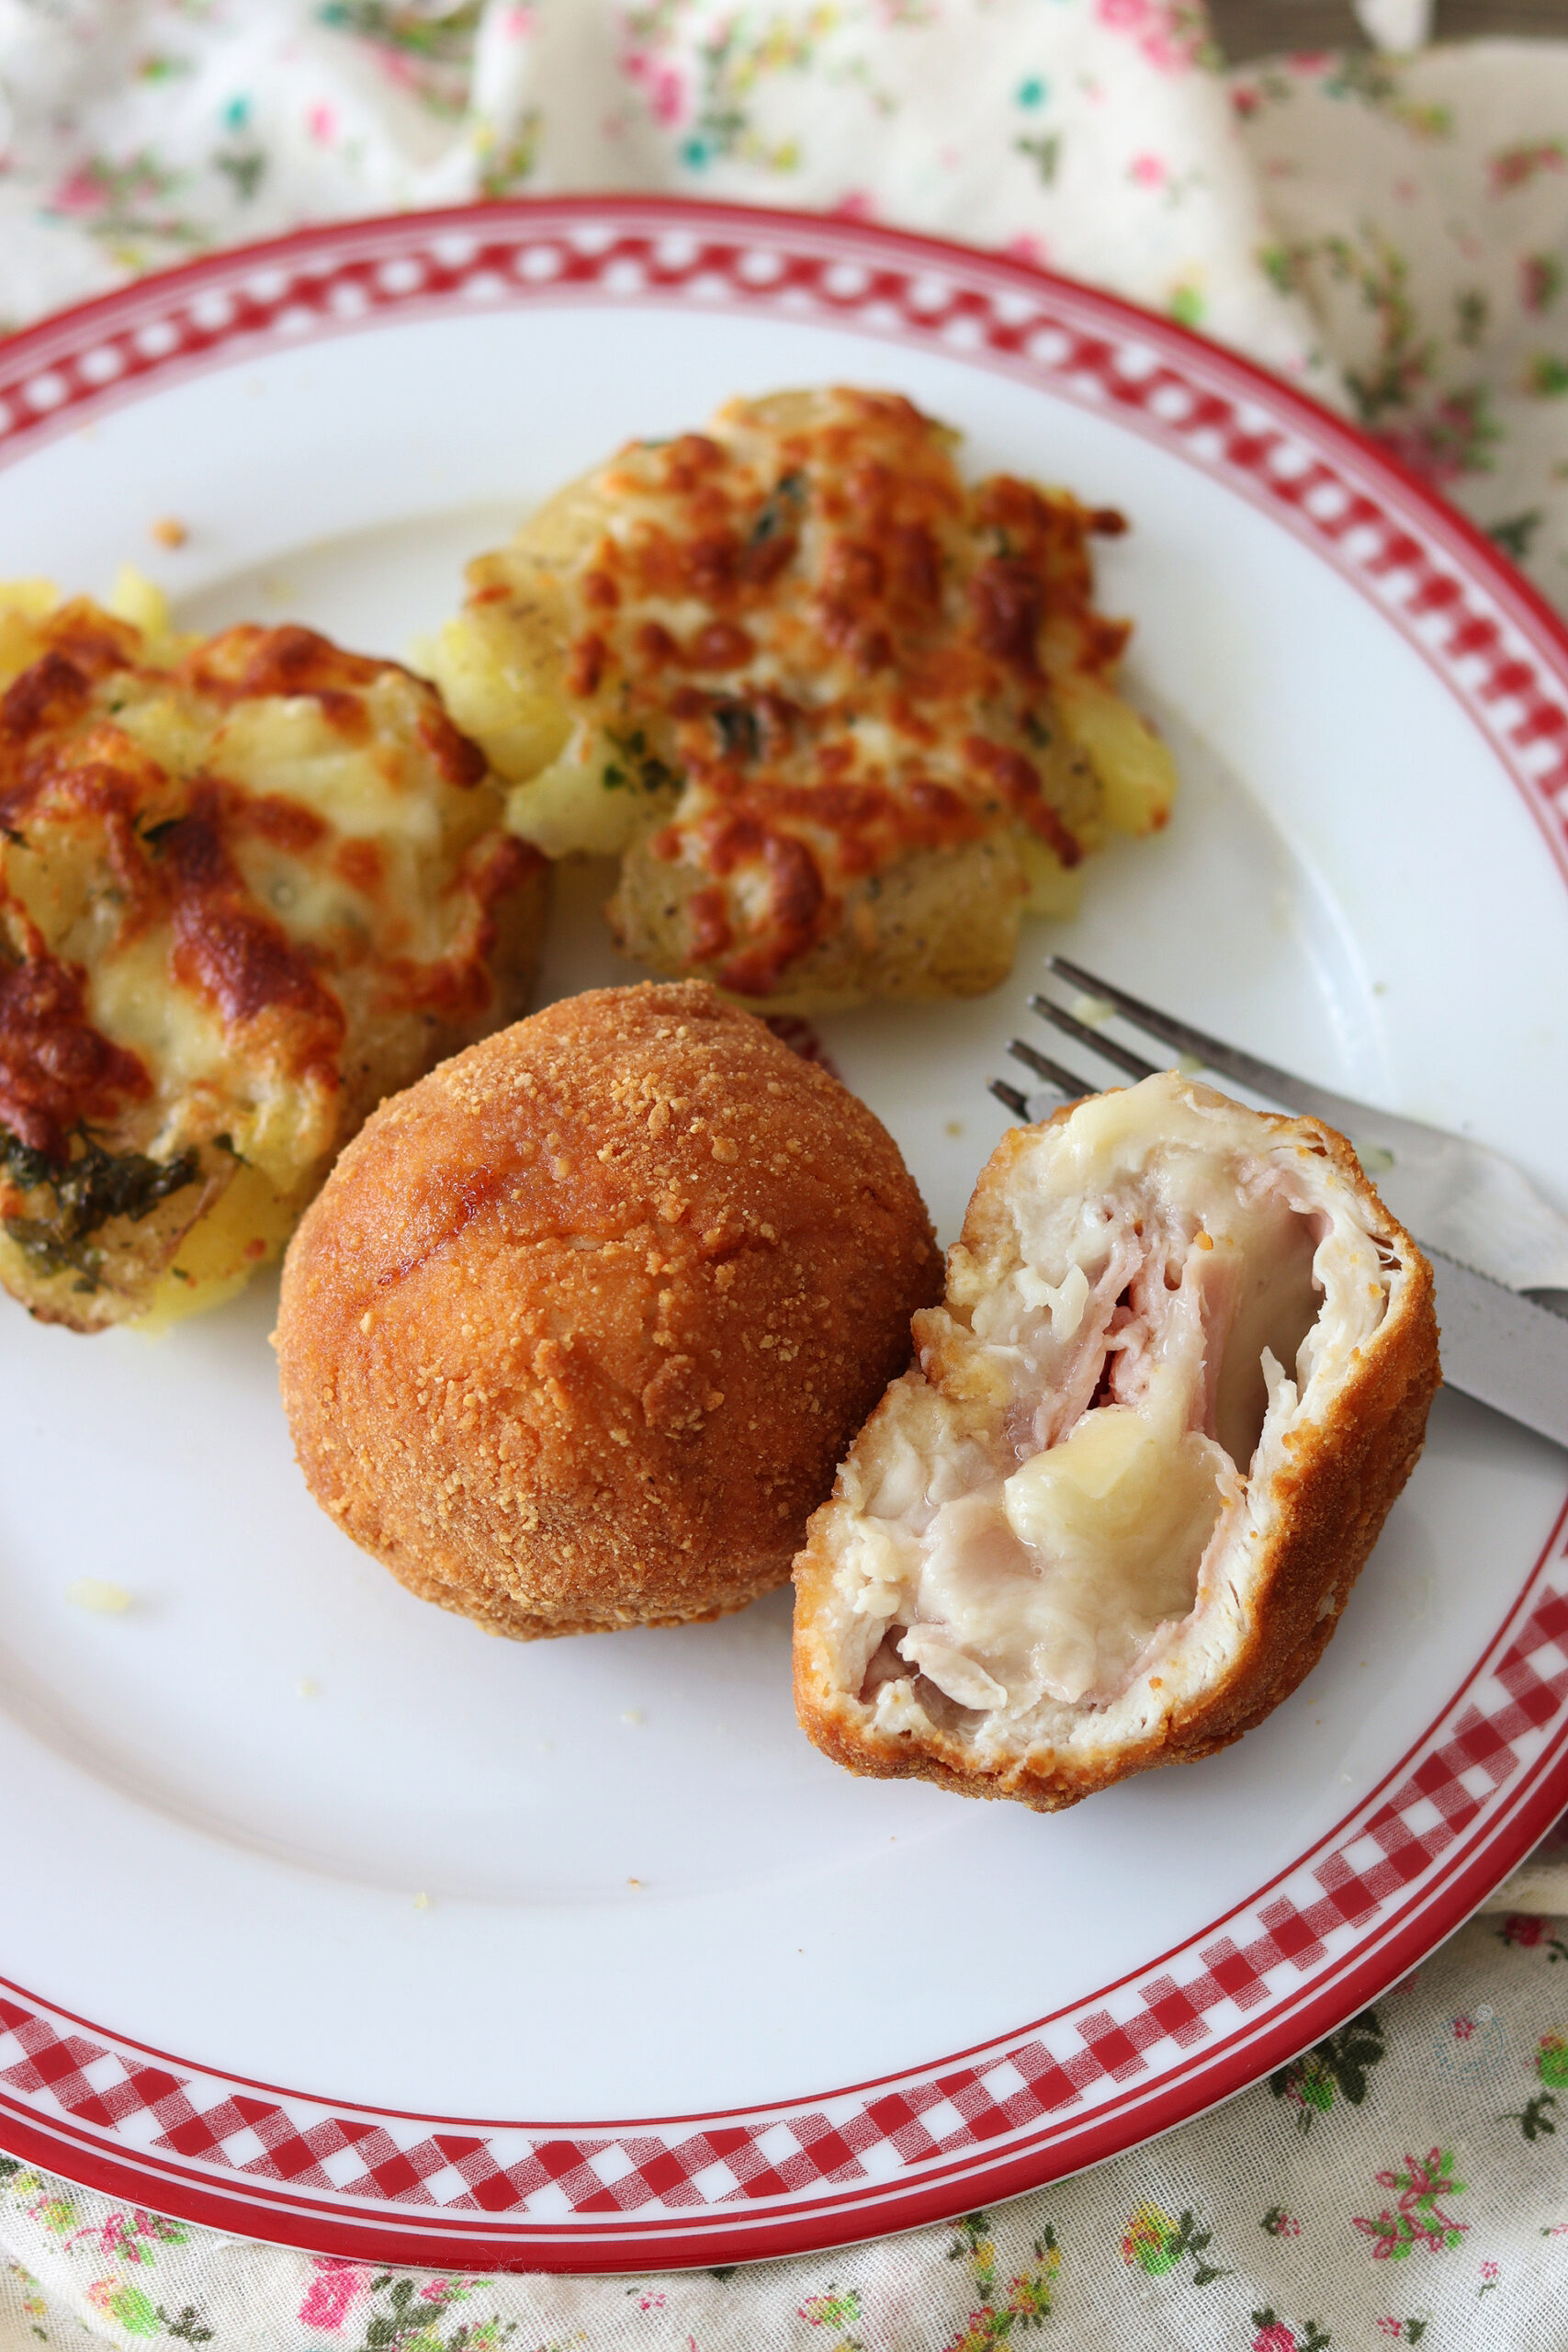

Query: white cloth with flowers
left=2, top=4, right=1568, bottom=2346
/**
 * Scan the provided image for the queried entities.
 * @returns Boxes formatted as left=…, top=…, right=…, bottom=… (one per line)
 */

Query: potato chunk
left=428, top=388, right=1175, bottom=1012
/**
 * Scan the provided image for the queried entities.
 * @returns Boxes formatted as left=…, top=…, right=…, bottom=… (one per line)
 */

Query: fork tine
left=1044, top=955, right=1313, bottom=1112
left=1027, top=991, right=1160, bottom=1082
left=987, top=1077, right=1034, bottom=1122
left=1006, top=1036, right=1101, bottom=1097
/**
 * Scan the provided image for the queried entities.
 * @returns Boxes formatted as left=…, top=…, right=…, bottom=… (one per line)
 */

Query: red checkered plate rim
left=2, top=198, right=1567, bottom=2271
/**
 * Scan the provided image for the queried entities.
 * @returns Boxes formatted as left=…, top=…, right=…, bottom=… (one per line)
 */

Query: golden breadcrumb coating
left=794, top=1074, right=1438, bottom=1809
left=275, top=981, right=942, bottom=1637
left=0, top=582, right=544, bottom=1332
left=426, top=388, right=1176, bottom=1012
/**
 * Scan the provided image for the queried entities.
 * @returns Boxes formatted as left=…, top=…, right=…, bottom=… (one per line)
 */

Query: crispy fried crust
left=792, top=1099, right=1439, bottom=1810
left=276, top=981, right=942, bottom=1638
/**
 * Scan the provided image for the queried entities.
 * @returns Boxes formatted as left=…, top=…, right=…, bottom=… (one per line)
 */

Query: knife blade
left=1427, top=1245, right=1568, bottom=1451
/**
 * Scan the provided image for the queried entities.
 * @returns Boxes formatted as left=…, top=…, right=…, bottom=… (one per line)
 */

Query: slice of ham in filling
left=831, top=1075, right=1385, bottom=1729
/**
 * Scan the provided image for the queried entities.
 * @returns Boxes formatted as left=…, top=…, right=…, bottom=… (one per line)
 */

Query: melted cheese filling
left=851, top=1080, right=1362, bottom=1724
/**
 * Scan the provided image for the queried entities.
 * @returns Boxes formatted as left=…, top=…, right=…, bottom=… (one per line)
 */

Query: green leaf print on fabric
left=1502, top=2088, right=1559, bottom=2141
left=317, top=2, right=482, bottom=121
left=477, top=112, right=543, bottom=197
left=317, top=3, right=483, bottom=65
left=1169, top=277, right=1205, bottom=324
left=336, top=2270, right=522, bottom=2351
left=0, top=2178, right=218, bottom=2346
left=1488, top=510, right=1545, bottom=560
left=1454, top=288, right=1488, bottom=346
left=1521, top=255, right=1564, bottom=314
left=1351, top=2149, right=1469, bottom=2260
left=6, top=2258, right=49, bottom=2343
left=799, top=2283, right=863, bottom=2343
left=1271, top=2008, right=1386, bottom=2132
left=157, top=2309, right=214, bottom=2345
left=1231, top=52, right=1449, bottom=133
left=1537, top=2032, right=1568, bottom=2087
left=1525, top=355, right=1568, bottom=397
left=939, top=2211, right=1060, bottom=2344
left=42, top=152, right=208, bottom=267
left=1318, top=51, right=1450, bottom=135
left=1015, top=133, right=1060, bottom=185
left=1120, top=2202, right=1230, bottom=2285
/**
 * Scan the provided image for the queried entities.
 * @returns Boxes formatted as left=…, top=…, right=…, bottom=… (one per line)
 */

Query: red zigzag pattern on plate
left=5, top=1573, right=1564, bottom=2219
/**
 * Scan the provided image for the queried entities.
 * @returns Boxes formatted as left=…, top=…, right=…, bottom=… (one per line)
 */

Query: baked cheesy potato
left=0, top=578, right=545, bottom=1332
left=424, top=388, right=1176, bottom=1012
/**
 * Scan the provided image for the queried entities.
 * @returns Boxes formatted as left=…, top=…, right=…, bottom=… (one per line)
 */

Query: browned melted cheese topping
left=0, top=602, right=536, bottom=1178
left=542, top=391, right=1130, bottom=994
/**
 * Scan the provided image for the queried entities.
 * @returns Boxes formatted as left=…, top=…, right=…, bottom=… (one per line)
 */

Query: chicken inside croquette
left=275, top=982, right=941, bottom=1636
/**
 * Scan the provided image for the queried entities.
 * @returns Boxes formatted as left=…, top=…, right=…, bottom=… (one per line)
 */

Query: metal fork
left=988, top=954, right=1568, bottom=1303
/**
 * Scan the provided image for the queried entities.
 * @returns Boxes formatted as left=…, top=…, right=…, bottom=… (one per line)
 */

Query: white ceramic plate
left=1, top=199, right=1566, bottom=2273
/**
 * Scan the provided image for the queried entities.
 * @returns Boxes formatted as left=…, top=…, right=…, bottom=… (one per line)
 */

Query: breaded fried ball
left=275, top=981, right=941, bottom=1637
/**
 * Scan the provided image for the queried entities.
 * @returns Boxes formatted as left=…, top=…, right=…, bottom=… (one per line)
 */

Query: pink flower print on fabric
left=1130, top=153, right=1167, bottom=185
left=306, top=103, right=337, bottom=143
left=1353, top=2147, right=1469, bottom=2259
left=1250, top=2312, right=1330, bottom=2352
left=49, top=167, right=109, bottom=218
left=420, top=2276, right=475, bottom=2305
left=65, top=2208, right=184, bottom=2264
left=299, top=2256, right=376, bottom=2331
left=623, top=47, right=687, bottom=127
left=1488, top=141, right=1567, bottom=196
left=1095, top=0, right=1215, bottom=74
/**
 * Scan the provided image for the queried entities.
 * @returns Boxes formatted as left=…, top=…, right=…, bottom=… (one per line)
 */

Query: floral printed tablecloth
left=3, top=4, right=1568, bottom=2346
left=5, top=1907, right=1568, bottom=2349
